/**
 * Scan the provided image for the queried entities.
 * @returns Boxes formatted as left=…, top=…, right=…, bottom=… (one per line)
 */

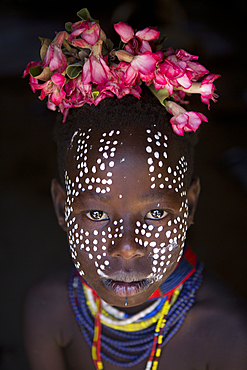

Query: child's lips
left=101, top=279, right=152, bottom=297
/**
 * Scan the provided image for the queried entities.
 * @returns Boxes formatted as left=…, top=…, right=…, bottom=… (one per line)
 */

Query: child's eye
left=86, top=210, right=108, bottom=221
left=145, top=209, right=168, bottom=220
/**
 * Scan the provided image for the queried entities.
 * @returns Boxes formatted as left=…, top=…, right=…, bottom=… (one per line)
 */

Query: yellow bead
left=158, top=335, right=163, bottom=344
left=152, top=360, right=159, bottom=370
left=156, top=348, right=161, bottom=357
left=92, top=347, right=97, bottom=360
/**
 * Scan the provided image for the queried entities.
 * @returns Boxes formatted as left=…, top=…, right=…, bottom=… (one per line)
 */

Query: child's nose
left=108, top=233, right=146, bottom=259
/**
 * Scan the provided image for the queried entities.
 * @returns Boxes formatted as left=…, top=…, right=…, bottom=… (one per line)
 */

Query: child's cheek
left=66, top=216, right=126, bottom=278
left=133, top=200, right=189, bottom=283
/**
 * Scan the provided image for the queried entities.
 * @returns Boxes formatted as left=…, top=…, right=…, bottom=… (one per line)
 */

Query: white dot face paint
left=64, top=125, right=190, bottom=306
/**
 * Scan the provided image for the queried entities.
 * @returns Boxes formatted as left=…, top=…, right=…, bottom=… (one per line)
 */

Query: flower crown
left=23, top=8, right=220, bottom=136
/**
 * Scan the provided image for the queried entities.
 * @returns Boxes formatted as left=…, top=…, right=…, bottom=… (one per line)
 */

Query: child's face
left=53, top=124, right=199, bottom=307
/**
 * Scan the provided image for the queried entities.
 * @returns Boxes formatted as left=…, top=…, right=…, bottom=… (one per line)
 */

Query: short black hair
left=53, top=86, right=198, bottom=185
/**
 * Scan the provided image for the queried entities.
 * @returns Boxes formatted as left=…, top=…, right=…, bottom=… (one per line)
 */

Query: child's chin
left=98, top=278, right=156, bottom=307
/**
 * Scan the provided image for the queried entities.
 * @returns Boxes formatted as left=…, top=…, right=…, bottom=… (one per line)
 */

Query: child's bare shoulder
left=188, top=269, right=247, bottom=367
left=23, top=263, right=81, bottom=356
left=196, top=269, right=247, bottom=328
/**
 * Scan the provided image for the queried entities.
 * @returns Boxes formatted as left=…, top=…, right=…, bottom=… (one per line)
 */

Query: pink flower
left=65, top=75, right=93, bottom=106
left=35, top=73, right=66, bottom=106
left=99, top=66, right=142, bottom=99
left=114, top=22, right=134, bottom=43
left=200, top=74, right=220, bottom=107
left=82, top=54, right=112, bottom=85
left=68, top=19, right=100, bottom=46
left=115, top=50, right=160, bottom=85
left=23, top=61, right=43, bottom=92
left=44, top=31, right=68, bottom=73
left=174, top=49, right=198, bottom=61
left=174, top=49, right=208, bottom=81
left=177, top=74, right=220, bottom=108
left=82, top=40, right=112, bottom=85
left=158, top=55, right=190, bottom=92
left=155, top=48, right=209, bottom=95
left=166, top=101, right=207, bottom=135
left=114, top=22, right=159, bottom=54
left=131, top=52, right=159, bottom=77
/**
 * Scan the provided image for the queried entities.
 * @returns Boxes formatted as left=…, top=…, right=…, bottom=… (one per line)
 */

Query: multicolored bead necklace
left=68, top=247, right=204, bottom=370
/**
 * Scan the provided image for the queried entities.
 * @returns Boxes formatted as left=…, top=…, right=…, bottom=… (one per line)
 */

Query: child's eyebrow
left=75, top=188, right=182, bottom=207
left=78, top=191, right=112, bottom=203
left=139, top=190, right=181, bottom=205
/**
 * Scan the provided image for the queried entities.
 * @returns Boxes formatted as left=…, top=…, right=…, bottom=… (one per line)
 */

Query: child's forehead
left=67, top=125, right=183, bottom=166
left=65, top=125, right=189, bottom=198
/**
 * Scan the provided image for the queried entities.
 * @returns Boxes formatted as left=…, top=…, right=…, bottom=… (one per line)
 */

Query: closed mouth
left=101, top=279, right=152, bottom=297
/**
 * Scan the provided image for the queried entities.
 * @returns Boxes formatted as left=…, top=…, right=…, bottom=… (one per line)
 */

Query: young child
left=23, top=8, right=247, bottom=370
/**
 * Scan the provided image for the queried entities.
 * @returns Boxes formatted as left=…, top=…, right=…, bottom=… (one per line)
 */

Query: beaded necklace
left=68, top=248, right=204, bottom=370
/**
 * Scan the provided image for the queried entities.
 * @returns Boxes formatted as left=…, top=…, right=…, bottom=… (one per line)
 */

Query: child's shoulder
left=187, top=269, right=247, bottom=367
left=24, top=263, right=73, bottom=320
left=195, top=269, right=247, bottom=329
left=23, top=263, right=78, bottom=348
left=23, top=263, right=92, bottom=369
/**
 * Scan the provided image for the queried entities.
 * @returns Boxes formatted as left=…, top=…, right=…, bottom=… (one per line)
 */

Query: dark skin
left=23, top=125, right=247, bottom=370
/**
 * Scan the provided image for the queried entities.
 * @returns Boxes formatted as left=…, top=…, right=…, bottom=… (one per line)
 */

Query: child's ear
left=187, top=177, right=200, bottom=227
left=51, top=179, right=67, bottom=231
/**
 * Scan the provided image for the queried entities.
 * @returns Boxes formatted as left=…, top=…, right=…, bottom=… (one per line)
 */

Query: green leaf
left=35, top=67, right=53, bottom=81
left=62, top=39, right=72, bottom=52
left=76, top=8, right=93, bottom=21
left=92, top=90, right=100, bottom=100
left=102, top=38, right=114, bottom=56
left=66, top=63, right=83, bottom=79
left=39, top=37, right=52, bottom=61
left=65, top=22, right=72, bottom=32
left=29, top=66, right=43, bottom=78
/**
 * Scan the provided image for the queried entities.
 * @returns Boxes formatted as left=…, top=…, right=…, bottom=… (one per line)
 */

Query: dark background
left=0, top=0, right=247, bottom=368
